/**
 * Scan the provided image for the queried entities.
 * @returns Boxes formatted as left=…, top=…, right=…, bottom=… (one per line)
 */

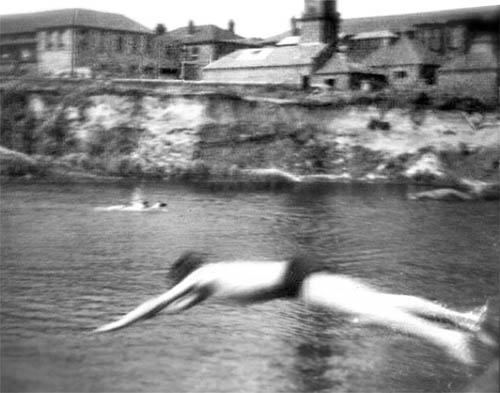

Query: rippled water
left=1, top=181, right=498, bottom=393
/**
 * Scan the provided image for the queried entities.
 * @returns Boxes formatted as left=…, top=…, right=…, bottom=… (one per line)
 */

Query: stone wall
left=203, top=65, right=313, bottom=85
left=438, top=69, right=499, bottom=103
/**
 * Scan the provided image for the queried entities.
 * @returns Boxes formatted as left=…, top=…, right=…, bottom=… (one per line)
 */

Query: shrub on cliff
left=87, top=124, right=143, bottom=157
left=0, top=90, right=30, bottom=151
left=39, top=112, right=75, bottom=156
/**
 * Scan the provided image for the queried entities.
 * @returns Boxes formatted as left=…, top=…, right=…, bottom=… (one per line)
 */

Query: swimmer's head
left=168, top=251, right=207, bottom=285
left=143, top=201, right=149, bottom=207
left=159, top=202, right=167, bottom=208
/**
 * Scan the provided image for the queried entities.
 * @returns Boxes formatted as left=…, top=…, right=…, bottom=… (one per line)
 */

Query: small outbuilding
left=363, top=35, right=440, bottom=88
left=311, top=53, right=386, bottom=90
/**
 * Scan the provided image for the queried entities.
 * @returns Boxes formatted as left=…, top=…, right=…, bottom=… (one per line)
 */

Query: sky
left=1, top=1, right=499, bottom=38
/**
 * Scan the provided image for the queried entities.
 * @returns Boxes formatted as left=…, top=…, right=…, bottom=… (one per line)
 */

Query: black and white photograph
left=0, top=0, right=499, bottom=392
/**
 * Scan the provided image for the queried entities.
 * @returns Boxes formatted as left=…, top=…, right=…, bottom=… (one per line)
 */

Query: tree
left=155, top=24, right=167, bottom=35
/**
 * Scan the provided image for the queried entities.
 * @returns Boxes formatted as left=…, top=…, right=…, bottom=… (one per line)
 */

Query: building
left=0, top=8, right=155, bottom=77
left=438, top=34, right=499, bottom=103
left=204, top=44, right=331, bottom=85
left=311, top=53, right=386, bottom=90
left=362, top=35, right=440, bottom=88
left=204, top=0, right=348, bottom=86
left=235, top=4, right=499, bottom=101
left=160, top=21, right=259, bottom=80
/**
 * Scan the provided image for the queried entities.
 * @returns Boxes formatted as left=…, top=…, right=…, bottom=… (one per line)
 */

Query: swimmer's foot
left=447, top=331, right=475, bottom=366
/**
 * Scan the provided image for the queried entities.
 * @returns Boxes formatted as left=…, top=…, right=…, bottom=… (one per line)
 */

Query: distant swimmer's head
left=159, top=202, right=168, bottom=208
left=143, top=201, right=149, bottom=208
left=168, top=251, right=208, bottom=285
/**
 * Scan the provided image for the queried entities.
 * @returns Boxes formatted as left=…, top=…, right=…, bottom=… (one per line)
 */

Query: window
left=45, top=31, right=53, bottom=50
left=116, top=36, right=124, bottom=52
left=325, top=78, right=336, bottom=88
left=448, top=26, right=465, bottom=49
left=145, top=38, right=154, bottom=55
left=420, top=65, right=436, bottom=85
left=131, top=36, right=139, bottom=54
left=57, top=30, right=64, bottom=48
left=189, top=46, right=200, bottom=60
left=21, top=49, right=32, bottom=60
left=79, top=29, right=90, bottom=50
left=98, top=32, right=106, bottom=53
left=429, top=28, right=442, bottom=52
left=393, top=70, right=408, bottom=79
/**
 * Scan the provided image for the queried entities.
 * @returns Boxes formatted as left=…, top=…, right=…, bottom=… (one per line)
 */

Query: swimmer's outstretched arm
left=94, top=277, right=210, bottom=333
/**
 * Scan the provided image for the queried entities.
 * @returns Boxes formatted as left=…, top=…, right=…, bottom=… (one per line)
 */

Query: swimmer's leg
left=359, top=302, right=474, bottom=365
left=382, top=295, right=482, bottom=331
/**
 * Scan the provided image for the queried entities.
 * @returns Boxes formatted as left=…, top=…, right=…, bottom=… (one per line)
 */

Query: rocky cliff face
left=1, top=86, right=499, bottom=188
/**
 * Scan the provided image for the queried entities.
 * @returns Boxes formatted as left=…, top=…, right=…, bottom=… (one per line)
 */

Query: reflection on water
left=1, top=181, right=498, bottom=393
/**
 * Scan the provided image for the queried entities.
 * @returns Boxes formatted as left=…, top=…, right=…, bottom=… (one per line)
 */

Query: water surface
left=1, top=181, right=498, bottom=392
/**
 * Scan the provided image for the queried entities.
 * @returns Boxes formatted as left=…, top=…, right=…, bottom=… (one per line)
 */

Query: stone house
left=342, top=6, right=499, bottom=101
left=438, top=33, right=499, bottom=103
left=0, top=9, right=155, bottom=77
left=161, top=21, right=259, bottom=80
left=311, top=53, right=386, bottom=90
left=363, top=35, right=440, bottom=89
left=254, top=4, right=499, bottom=101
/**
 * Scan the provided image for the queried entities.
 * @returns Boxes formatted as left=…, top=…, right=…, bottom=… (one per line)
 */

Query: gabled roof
left=261, top=30, right=297, bottom=45
left=440, top=49, right=499, bottom=72
left=0, top=9, right=152, bottom=35
left=315, top=53, right=374, bottom=74
left=341, top=5, right=500, bottom=35
left=167, top=24, right=243, bottom=44
left=364, top=36, right=440, bottom=67
left=204, top=44, right=327, bottom=70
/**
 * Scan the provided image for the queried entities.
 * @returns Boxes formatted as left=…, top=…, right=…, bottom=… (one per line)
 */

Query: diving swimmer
left=94, top=252, right=495, bottom=365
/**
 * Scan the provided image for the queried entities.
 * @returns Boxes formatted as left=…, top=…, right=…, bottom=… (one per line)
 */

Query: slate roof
left=341, top=5, right=500, bottom=35
left=266, top=6, right=500, bottom=42
left=0, top=9, right=152, bottom=35
left=440, top=49, right=499, bottom=72
left=351, top=31, right=398, bottom=40
left=363, top=36, right=440, bottom=67
left=167, top=24, right=244, bottom=44
left=204, top=44, right=327, bottom=70
left=315, top=54, right=374, bottom=74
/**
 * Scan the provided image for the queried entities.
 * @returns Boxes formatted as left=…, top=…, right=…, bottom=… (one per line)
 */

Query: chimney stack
left=291, top=17, right=299, bottom=36
left=228, top=19, right=235, bottom=34
left=188, top=20, right=195, bottom=34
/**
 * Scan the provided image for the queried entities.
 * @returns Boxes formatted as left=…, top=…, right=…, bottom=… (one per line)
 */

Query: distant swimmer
left=94, top=201, right=168, bottom=212
left=94, top=252, right=496, bottom=365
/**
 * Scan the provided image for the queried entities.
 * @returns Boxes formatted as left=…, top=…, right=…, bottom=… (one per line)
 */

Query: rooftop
left=166, top=24, right=245, bottom=45
left=204, top=44, right=327, bottom=70
left=266, top=5, right=500, bottom=42
left=363, top=35, right=441, bottom=67
left=0, top=8, right=152, bottom=35
left=351, top=31, right=399, bottom=40
left=341, top=5, right=500, bottom=35
left=315, top=53, right=374, bottom=74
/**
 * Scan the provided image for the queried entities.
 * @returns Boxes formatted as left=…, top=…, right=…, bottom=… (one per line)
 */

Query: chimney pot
left=228, top=19, right=235, bottom=34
